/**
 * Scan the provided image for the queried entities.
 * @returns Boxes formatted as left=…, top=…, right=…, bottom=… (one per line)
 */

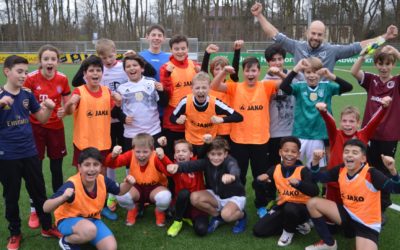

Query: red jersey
left=24, top=69, right=70, bottom=129
left=360, top=73, right=400, bottom=140
left=104, top=150, right=166, bottom=173
left=321, top=106, right=387, bottom=188
left=158, top=156, right=205, bottom=199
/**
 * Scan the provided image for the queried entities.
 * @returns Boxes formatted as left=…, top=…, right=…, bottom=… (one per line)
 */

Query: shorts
left=206, top=189, right=246, bottom=212
left=134, top=184, right=163, bottom=205
left=57, top=217, right=113, bottom=245
left=337, top=204, right=379, bottom=245
left=31, top=123, right=67, bottom=160
left=299, top=139, right=327, bottom=168
left=72, top=144, right=109, bottom=167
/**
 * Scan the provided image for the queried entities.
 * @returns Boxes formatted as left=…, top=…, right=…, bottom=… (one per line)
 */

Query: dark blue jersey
left=0, top=87, right=40, bottom=160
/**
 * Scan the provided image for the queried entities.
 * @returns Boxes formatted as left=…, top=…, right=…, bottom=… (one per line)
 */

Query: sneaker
left=155, top=209, right=166, bottom=227
left=232, top=213, right=247, bottom=234
left=277, top=229, right=294, bottom=247
left=59, top=236, right=80, bottom=250
left=305, top=240, right=337, bottom=250
left=167, top=220, right=183, bottom=237
left=41, top=227, right=62, bottom=238
left=208, top=216, right=224, bottom=233
left=101, top=207, right=118, bottom=221
left=296, top=222, right=311, bottom=235
left=107, top=196, right=118, bottom=212
left=126, top=207, right=138, bottom=226
left=257, top=207, right=268, bottom=218
left=182, top=218, right=193, bottom=227
left=7, top=235, right=22, bottom=250
left=28, top=211, right=40, bottom=229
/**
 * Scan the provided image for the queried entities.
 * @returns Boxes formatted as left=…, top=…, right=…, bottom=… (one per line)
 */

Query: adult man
left=251, top=2, right=398, bottom=72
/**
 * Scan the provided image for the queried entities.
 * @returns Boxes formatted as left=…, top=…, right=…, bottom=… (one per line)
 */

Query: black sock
left=311, top=216, right=335, bottom=246
left=50, top=158, right=64, bottom=193
left=174, top=189, right=190, bottom=221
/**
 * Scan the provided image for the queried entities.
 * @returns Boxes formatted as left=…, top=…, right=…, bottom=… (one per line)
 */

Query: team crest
left=57, top=86, right=62, bottom=94
left=135, top=92, right=144, bottom=101
left=309, top=92, right=318, bottom=101
left=22, top=99, right=29, bottom=109
left=387, top=81, right=395, bottom=89
left=318, top=51, right=327, bottom=59
left=317, top=89, right=324, bottom=97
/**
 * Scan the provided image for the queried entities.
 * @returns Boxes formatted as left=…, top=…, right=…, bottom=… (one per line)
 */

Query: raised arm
left=230, top=40, right=243, bottom=82
left=43, top=187, right=74, bottom=213
left=210, top=65, right=235, bottom=92
left=359, top=25, right=398, bottom=48
left=350, top=56, right=365, bottom=82
left=251, top=2, right=279, bottom=38
left=33, top=98, right=55, bottom=124
left=317, top=68, right=353, bottom=94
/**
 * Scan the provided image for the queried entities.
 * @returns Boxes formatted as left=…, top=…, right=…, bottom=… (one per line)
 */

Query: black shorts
left=337, top=204, right=379, bottom=245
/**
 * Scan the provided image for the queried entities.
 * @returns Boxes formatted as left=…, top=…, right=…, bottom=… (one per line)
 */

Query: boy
left=211, top=57, right=277, bottom=218
left=263, top=44, right=295, bottom=168
left=156, top=139, right=209, bottom=237
left=351, top=45, right=400, bottom=213
left=170, top=72, right=242, bottom=154
left=315, top=96, right=391, bottom=204
left=253, top=136, right=319, bottom=247
left=64, top=55, right=122, bottom=220
left=306, top=139, right=400, bottom=250
left=0, top=55, right=60, bottom=250
left=280, top=57, right=353, bottom=168
left=43, top=147, right=135, bottom=250
left=160, top=34, right=200, bottom=158
left=201, top=40, right=242, bottom=139
left=104, top=133, right=171, bottom=227
left=167, top=137, right=247, bottom=234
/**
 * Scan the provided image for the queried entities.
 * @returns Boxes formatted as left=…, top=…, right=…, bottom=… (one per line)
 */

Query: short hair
left=169, top=34, right=188, bottom=48
left=38, top=44, right=60, bottom=61
left=279, top=136, right=301, bottom=150
left=340, top=106, right=360, bottom=121
left=373, top=49, right=397, bottom=65
left=123, top=55, right=145, bottom=70
left=95, top=38, right=116, bottom=55
left=78, top=147, right=103, bottom=164
left=132, top=133, right=154, bottom=149
left=192, top=72, right=210, bottom=86
left=305, top=57, right=323, bottom=71
left=210, top=56, right=229, bottom=74
left=4, top=55, right=29, bottom=70
left=344, top=139, right=367, bottom=155
left=264, top=44, right=286, bottom=62
left=242, top=57, right=260, bottom=70
left=174, top=139, right=193, bottom=152
left=81, top=55, right=103, bottom=72
left=146, top=24, right=165, bottom=36
left=208, top=137, right=230, bottom=153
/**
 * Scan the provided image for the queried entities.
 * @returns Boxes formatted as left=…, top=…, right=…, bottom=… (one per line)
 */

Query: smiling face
left=267, top=54, right=284, bottom=70
left=147, top=28, right=165, bottom=52
left=134, top=145, right=152, bottom=166
left=343, top=145, right=366, bottom=174
left=171, top=41, right=188, bottom=62
left=174, top=142, right=193, bottom=162
left=207, top=149, right=228, bottom=167
left=40, top=50, right=58, bottom=79
left=243, top=64, right=261, bottom=86
left=78, top=157, right=102, bottom=184
left=83, top=65, right=103, bottom=88
left=375, top=59, right=395, bottom=80
left=340, top=113, right=360, bottom=136
left=124, top=59, right=144, bottom=82
left=304, top=68, right=321, bottom=87
left=192, top=80, right=210, bottom=103
left=307, top=21, right=325, bottom=49
left=4, top=63, right=28, bottom=88
left=279, top=142, right=300, bottom=167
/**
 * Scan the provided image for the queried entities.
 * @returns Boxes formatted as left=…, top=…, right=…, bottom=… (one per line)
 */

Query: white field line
left=342, top=92, right=366, bottom=96
left=389, top=203, right=400, bottom=212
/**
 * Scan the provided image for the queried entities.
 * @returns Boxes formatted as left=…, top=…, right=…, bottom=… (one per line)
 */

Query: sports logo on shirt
left=317, top=89, right=324, bottom=97
left=22, top=99, right=29, bottom=109
left=318, top=51, right=327, bottom=59
left=309, top=92, right=318, bottom=101
left=135, top=92, right=144, bottom=101
left=57, top=86, right=63, bottom=94
left=87, top=110, right=94, bottom=118
left=387, top=81, right=395, bottom=89
left=39, top=94, right=48, bottom=102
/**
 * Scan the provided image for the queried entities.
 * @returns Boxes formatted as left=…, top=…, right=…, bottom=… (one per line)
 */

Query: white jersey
left=101, top=61, right=129, bottom=123
left=117, top=76, right=161, bottom=138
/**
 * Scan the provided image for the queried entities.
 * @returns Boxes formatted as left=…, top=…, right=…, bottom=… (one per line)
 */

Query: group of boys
left=1, top=2, right=400, bottom=250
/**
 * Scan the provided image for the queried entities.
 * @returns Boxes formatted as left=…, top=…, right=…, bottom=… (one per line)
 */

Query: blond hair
left=132, top=133, right=154, bottom=149
left=95, top=38, right=116, bottom=55
left=306, top=57, right=323, bottom=71
left=340, top=106, right=360, bottom=121
left=192, top=72, right=210, bottom=86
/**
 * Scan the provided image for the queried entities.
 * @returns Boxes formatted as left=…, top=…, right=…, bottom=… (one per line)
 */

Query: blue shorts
left=58, top=217, right=113, bottom=245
